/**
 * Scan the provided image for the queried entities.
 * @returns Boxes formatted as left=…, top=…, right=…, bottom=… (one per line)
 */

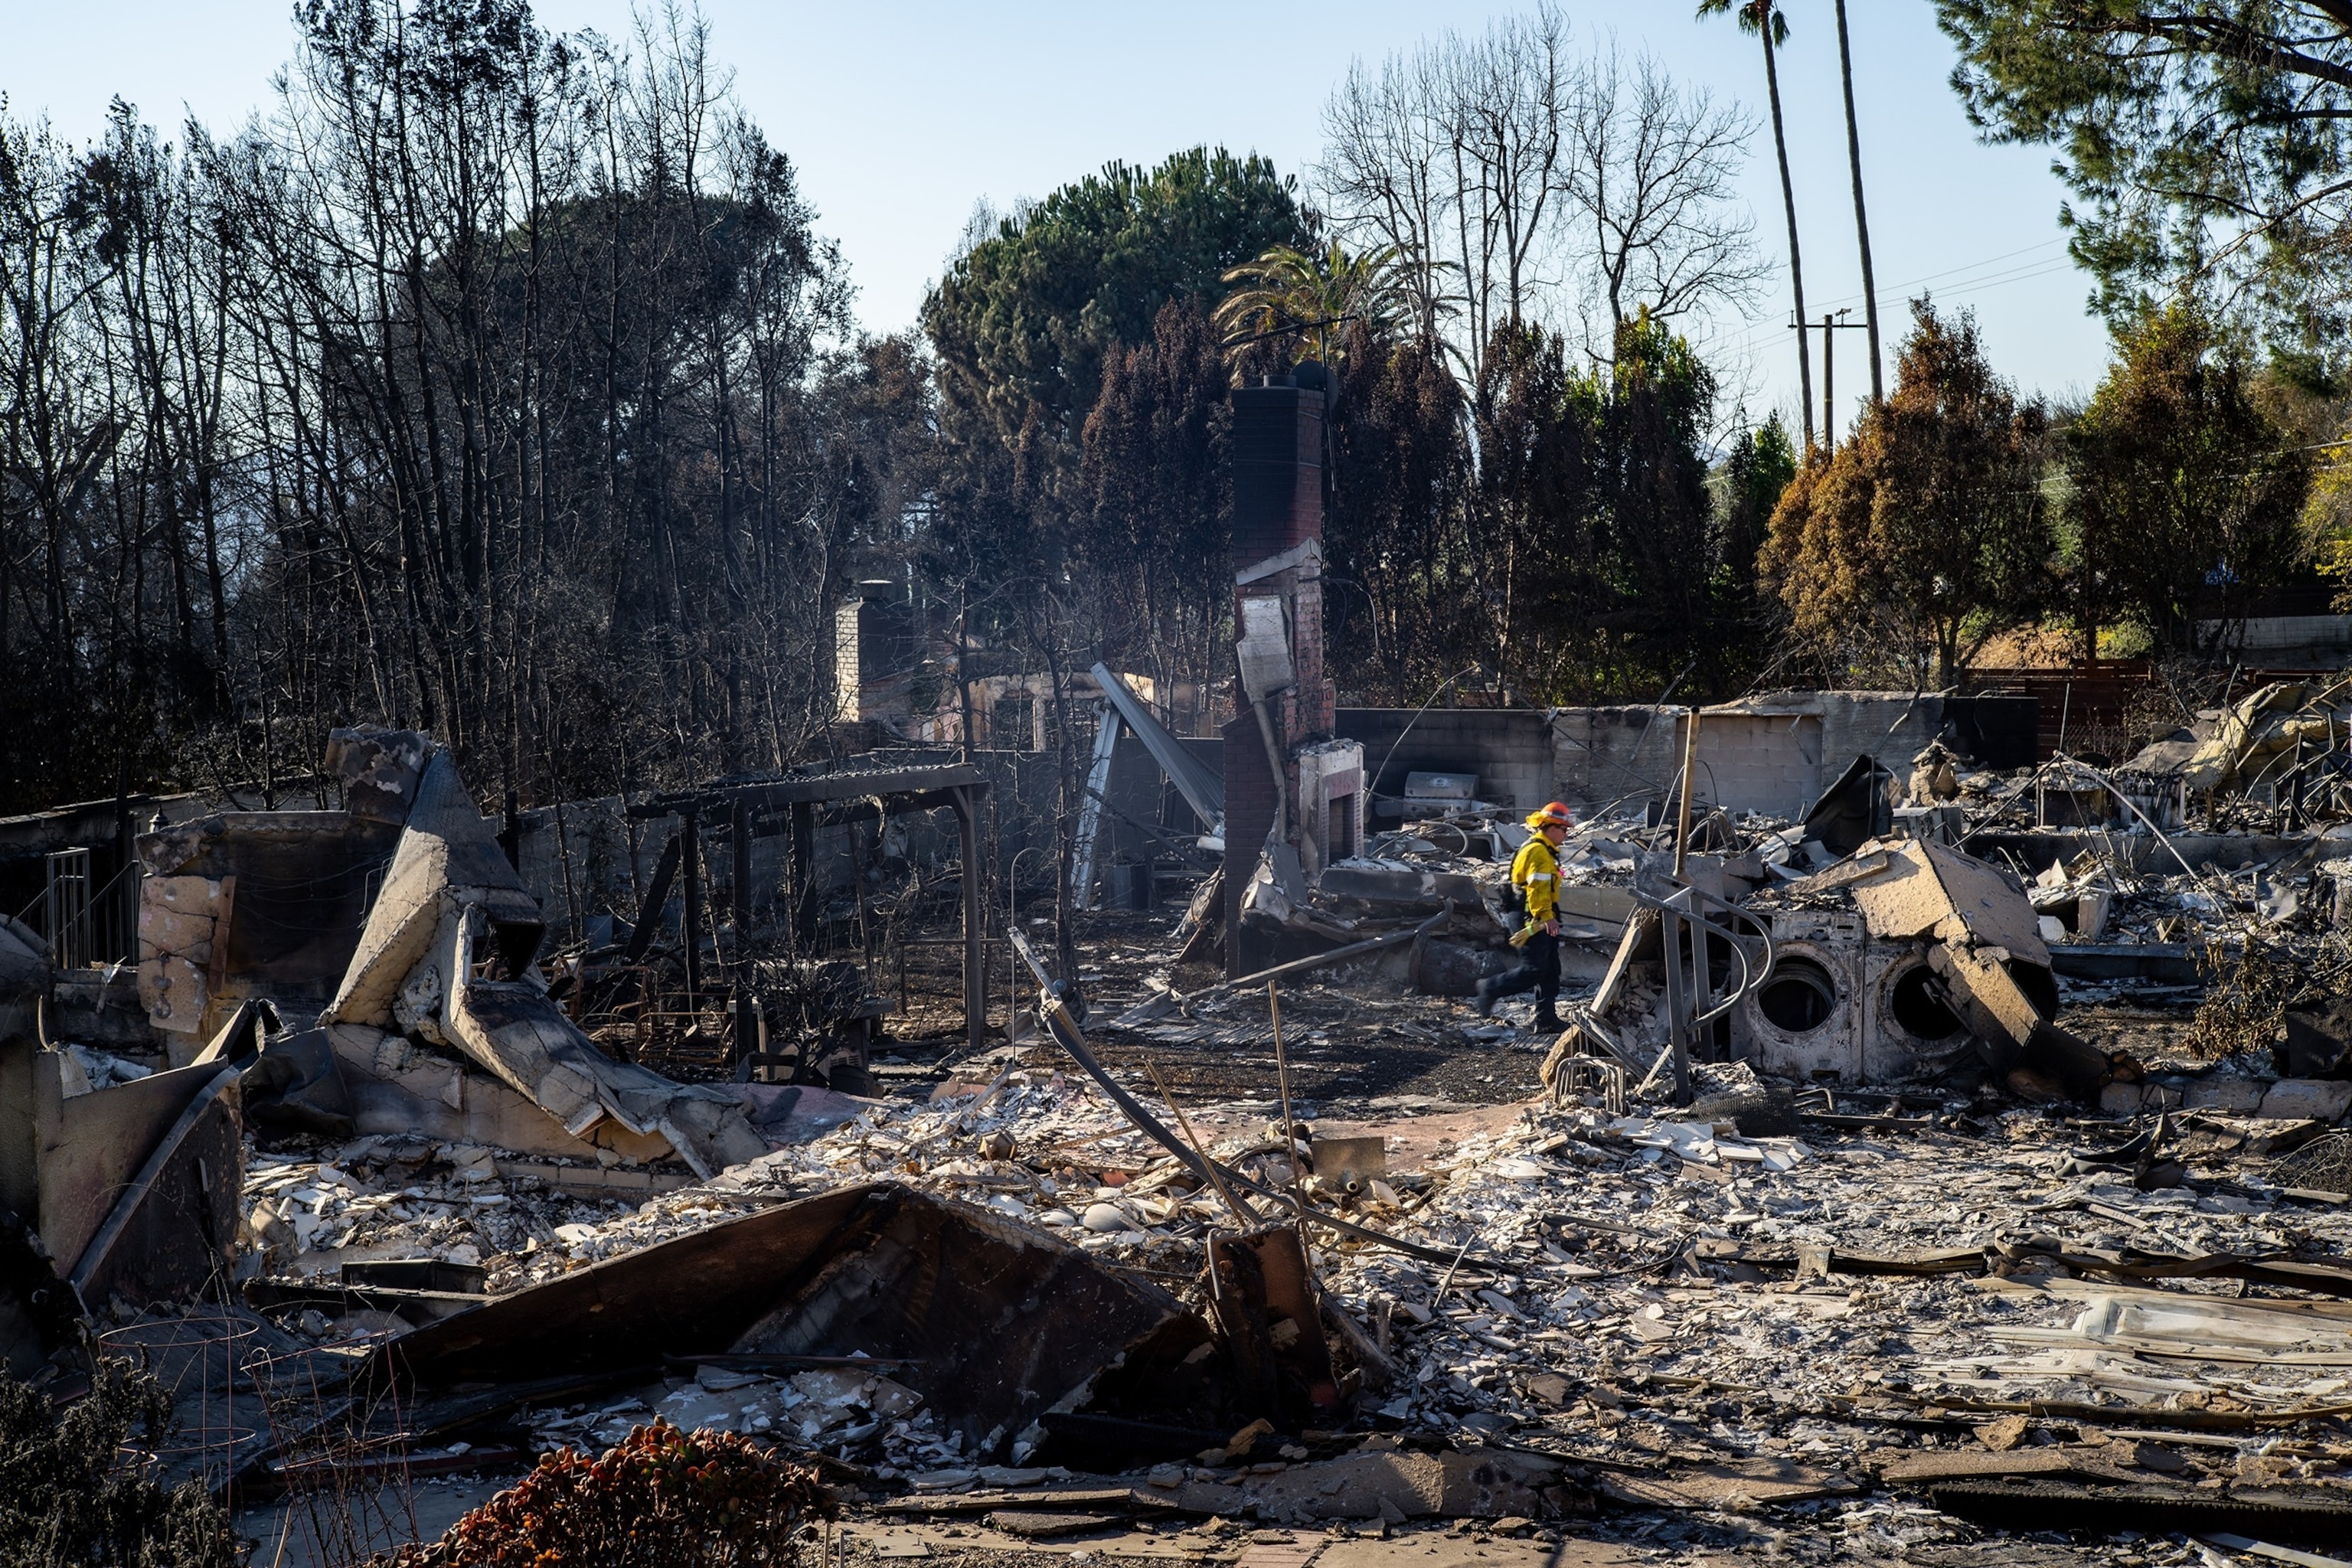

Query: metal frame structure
left=1638, top=880, right=1775, bottom=1106
left=43, top=848, right=93, bottom=971
left=626, top=764, right=991, bottom=1061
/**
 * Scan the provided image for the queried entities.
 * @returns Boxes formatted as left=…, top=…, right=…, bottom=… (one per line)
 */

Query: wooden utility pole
left=1811, top=310, right=1866, bottom=455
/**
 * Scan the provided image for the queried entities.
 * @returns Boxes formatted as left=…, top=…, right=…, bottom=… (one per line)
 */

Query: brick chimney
left=1223, top=370, right=1358, bottom=973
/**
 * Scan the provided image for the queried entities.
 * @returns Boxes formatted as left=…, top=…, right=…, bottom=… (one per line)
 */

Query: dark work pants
left=1490, top=929, right=1560, bottom=1010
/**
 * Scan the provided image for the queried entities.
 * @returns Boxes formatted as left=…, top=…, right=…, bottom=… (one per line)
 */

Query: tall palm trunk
left=1834, top=0, right=1883, bottom=404
left=1760, top=23, right=1812, bottom=449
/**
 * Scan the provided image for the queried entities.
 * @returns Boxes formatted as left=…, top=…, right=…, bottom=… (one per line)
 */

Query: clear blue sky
left=0, top=0, right=2112, bottom=436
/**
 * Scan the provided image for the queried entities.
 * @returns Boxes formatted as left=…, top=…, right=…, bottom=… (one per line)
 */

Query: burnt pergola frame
left=624, top=763, right=990, bottom=1057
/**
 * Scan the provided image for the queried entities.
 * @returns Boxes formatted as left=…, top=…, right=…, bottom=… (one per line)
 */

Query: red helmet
left=1528, top=801, right=1573, bottom=831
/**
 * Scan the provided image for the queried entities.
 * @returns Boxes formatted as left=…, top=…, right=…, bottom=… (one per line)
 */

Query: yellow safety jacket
left=1511, top=836, right=1561, bottom=923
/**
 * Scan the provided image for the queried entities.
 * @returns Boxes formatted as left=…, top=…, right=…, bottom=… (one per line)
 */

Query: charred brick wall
left=1226, top=378, right=1332, bottom=975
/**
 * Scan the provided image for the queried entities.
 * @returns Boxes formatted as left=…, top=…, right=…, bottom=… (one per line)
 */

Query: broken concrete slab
left=325, top=750, right=541, bottom=1029
left=318, top=744, right=764, bottom=1177
left=1808, top=834, right=2128, bottom=1097
left=2170, top=1111, right=2326, bottom=1159
left=1877, top=1446, right=2135, bottom=1486
left=434, top=907, right=764, bottom=1176
left=1015, top=1446, right=1584, bottom=1527
left=1228, top=1447, right=1580, bottom=1524
left=1845, top=837, right=2049, bottom=965
left=328, top=1023, right=673, bottom=1163
left=1927, top=941, right=2118, bottom=1096
left=1596, top=1456, right=1860, bottom=1511
left=2186, top=1078, right=2270, bottom=1113
left=2259, top=1080, right=2352, bottom=1123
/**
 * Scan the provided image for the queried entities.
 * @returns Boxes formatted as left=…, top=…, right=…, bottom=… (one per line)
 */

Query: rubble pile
left=227, top=1046, right=2352, bottom=1493
left=16, top=715, right=2352, bottom=1566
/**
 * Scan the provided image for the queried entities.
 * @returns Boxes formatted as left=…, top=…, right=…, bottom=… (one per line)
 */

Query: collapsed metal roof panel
left=1090, top=662, right=1223, bottom=832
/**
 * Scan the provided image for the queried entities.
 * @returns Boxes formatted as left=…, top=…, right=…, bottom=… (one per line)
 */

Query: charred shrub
left=0, top=1361, right=238, bottom=1568
left=2186, top=939, right=2306, bottom=1062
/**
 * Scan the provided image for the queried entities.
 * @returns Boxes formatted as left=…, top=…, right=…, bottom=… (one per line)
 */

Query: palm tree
left=1698, top=0, right=1812, bottom=448
left=1833, top=0, right=1883, bottom=404
left=1214, top=241, right=1417, bottom=369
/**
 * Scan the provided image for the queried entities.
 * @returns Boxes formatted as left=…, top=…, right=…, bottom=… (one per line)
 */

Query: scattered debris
left=14, top=642, right=2352, bottom=1568
left=377, top=1181, right=1204, bottom=1457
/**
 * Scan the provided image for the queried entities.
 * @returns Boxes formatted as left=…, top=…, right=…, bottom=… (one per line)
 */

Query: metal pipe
left=1204, top=906, right=1450, bottom=1001
left=1267, top=981, right=1313, bottom=1240
left=1673, top=709, right=1700, bottom=880
left=1008, top=931, right=1480, bottom=1269
left=1250, top=698, right=1289, bottom=842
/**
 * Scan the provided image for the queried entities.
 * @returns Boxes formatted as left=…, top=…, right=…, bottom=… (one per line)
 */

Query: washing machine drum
left=1882, top=956, right=1965, bottom=1043
left=1756, top=956, right=1840, bottom=1034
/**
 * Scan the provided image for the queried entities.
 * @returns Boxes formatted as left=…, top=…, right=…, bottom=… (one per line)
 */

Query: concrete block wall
left=1547, top=694, right=1971, bottom=824
left=1548, top=707, right=1683, bottom=820
left=1808, top=692, right=1948, bottom=781
left=1547, top=708, right=1825, bottom=822
left=1693, top=712, right=1826, bottom=820
left=1336, top=709, right=1553, bottom=812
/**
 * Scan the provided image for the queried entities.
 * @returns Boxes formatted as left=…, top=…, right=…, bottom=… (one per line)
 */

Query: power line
left=1811, top=237, right=2071, bottom=312
left=1730, top=251, right=2082, bottom=355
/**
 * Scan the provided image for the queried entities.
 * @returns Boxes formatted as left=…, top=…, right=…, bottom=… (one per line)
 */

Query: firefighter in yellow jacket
left=1475, top=802, right=1573, bottom=1031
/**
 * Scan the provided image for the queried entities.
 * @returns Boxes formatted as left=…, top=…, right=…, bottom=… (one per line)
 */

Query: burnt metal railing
left=1635, top=880, right=1775, bottom=1107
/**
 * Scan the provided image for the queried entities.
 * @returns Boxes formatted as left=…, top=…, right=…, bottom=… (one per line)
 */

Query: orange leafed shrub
left=387, top=1420, right=834, bottom=1568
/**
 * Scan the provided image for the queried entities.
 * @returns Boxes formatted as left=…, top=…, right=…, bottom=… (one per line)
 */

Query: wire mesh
left=1553, top=1049, right=1628, bottom=1116
left=2274, top=1132, right=2352, bottom=1197
left=96, top=1308, right=265, bottom=1494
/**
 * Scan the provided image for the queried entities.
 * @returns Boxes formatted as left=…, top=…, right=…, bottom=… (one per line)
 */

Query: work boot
left=1472, top=979, right=1499, bottom=1018
left=1534, top=1007, right=1565, bottom=1034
